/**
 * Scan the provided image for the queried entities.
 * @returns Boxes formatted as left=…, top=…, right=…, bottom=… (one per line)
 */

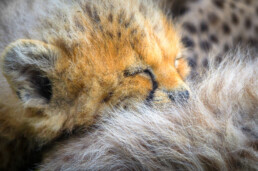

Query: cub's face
left=1, top=25, right=189, bottom=126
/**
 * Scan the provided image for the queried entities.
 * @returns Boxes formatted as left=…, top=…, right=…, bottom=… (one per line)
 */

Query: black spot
left=118, top=10, right=126, bottom=24
left=84, top=4, right=92, bottom=16
left=222, top=23, right=231, bottom=34
left=202, top=58, right=209, bottom=68
left=125, top=15, right=135, bottom=28
left=239, top=8, right=244, bottom=14
left=224, top=44, right=229, bottom=52
left=178, top=7, right=189, bottom=16
left=183, top=22, right=197, bottom=34
left=92, top=8, right=101, bottom=23
left=130, top=42, right=135, bottom=50
left=131, top=29, right=137, bottom=35
left=84, top=5, right=100, bottom=23
left=230, top=2, right=236, bottom=9
left=209, top=34, right=219, bottom=44
left=108, top=13, right=113, bottom=23
left=181, top=36, right=195, bottom=48
left=16, top=91, right=22, bottom=100
left=200, top=21, right=209, bottom=32
left=215, top=55, right=222, bottom=64
left=198, top=9, right=204, bottom=14
left=178, top=91, right=190, bottom=101
left=208, top=13, right=219, bottom=25
left=188, top=57, right=197, bottom=69
left=213, top=0, right=224, bottom=9
left=256, top=7, right=258, bottom=15
left=168, top=90, right=190, bottom=103
left=102, top=92, right=114, bottom=103
left=117, top=31, right=121, bottom=38
left=231, top=13, right=239, bottom=25
left=245, top=18, right=252, bottom=29
left=107, top=31, right=113, bottom=39
left=245, top=0, right=251, bottom=5
left=200, top=41, right=211, bottom=52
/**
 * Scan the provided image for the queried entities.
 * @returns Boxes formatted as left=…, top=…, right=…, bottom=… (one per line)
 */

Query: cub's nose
left=168, top=90, right=190, bottom=103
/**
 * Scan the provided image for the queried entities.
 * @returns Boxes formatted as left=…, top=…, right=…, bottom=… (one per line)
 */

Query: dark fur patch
left=131, top=29, right=138, bottom=35
left=224, top=44, right=229, bottom=52
left=102, top=92, right=114, bottom=103
left=118, top=10, right=126, bottom=24
left=245, top=18, right=252, bottom=29
left=200, top=41, right=211, bottom=52
left=209, top=34, right=219, bottom=44
left=200, top=21, right=209, bottom=32
left=202, top=58, right=209, bottom=68
left=108, top=13, right=113, bottom=23
left=92, top=7, right=101, bottom=23
left=231, top=13, right=239, bottom=25
left=208, top=13, right=219, bottom=25
left=215, top=55, right=222, bottom=64
left=117, top=31, right=121, bottom=38
left=245, top=0, right=251, bottom=5
left=213, top=0, right=224, bottom=9
left=183, top=22, right=197, bottom=34
left=126, top=15, right=135, bottom=28
left=230, top=2, right=236, bottom=9
left=222, top=23, right=231, bottom=34
left=84, top=4, right=100, bottom=23
left=182, top=36, right=195, bottom=48
left=107, top=31, right=114, bottom=39
left=188, top=57, right=197, bottom=69
left=74, top=18, right=85, bottom=32
left=124, top=21, right=130, bottom=28
left=168, top=90, right=189, bottom=102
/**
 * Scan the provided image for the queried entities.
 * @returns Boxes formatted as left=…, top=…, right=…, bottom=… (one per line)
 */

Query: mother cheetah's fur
left=173, top=0, right=258, bottom=77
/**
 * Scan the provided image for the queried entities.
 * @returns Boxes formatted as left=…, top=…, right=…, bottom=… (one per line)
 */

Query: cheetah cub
left=0, top=0, right=189, bottom=170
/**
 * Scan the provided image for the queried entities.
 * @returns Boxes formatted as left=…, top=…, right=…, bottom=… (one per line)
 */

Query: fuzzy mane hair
left=40, top=50, right=258, bottom=171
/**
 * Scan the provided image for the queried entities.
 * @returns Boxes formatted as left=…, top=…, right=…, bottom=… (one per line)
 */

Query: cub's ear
left=1, top=39, right=60, bottom=108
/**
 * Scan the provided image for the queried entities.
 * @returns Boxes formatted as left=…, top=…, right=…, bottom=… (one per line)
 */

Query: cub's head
left=1, top=23, right=189, bottom=127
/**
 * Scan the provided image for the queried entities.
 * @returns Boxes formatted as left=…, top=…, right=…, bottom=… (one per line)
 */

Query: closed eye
left=124, top=68, right=158, bottom=102
left=124, top=67, right=144, bottom=77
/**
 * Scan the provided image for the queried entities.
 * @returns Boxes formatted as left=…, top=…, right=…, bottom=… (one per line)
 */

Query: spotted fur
left=171, top=0, right=258, bottom=77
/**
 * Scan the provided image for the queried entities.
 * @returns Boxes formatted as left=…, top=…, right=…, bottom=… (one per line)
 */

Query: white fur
left=40, top=50, right=258, bottom=171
